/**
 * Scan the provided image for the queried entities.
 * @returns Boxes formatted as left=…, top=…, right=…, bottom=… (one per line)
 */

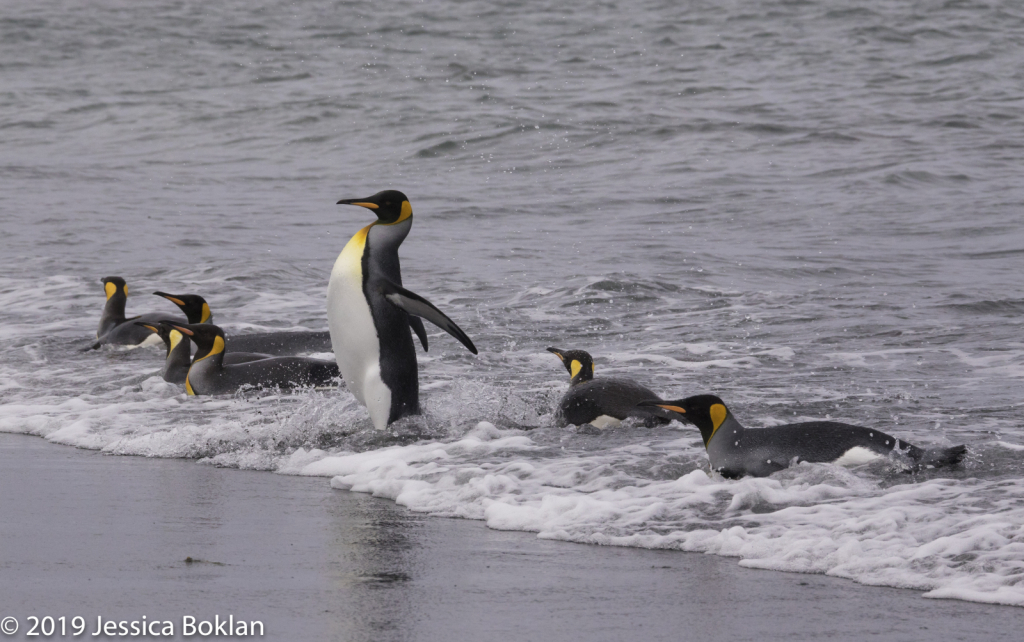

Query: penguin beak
left=134, top=322, right=159, bottom=333
left=546, top=347, right=565, bottom=361
left=638, top=400, right=686, bottom=414
left=336, top=198, right=379, bottom=210
left=154, top=292, right=184, bottom=306
left=167, top=324, right=194, bottom=336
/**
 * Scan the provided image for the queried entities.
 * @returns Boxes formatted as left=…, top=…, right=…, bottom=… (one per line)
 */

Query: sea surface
left=2, top=0, right=1023, bottom=607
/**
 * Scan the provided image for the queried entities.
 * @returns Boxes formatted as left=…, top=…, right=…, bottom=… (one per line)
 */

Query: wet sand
left=1, top=432, right=1021, bottom=642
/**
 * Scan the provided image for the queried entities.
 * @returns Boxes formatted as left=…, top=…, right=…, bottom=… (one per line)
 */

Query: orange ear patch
left=570, top=360, right=583, bottom=379
left=710, top=404, right=727, bottom=430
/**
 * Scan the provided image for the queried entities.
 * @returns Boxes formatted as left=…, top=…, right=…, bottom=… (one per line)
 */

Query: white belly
left=833, top=446, right=883, bottom=466
left=589, top=415, right=622, bottom=429
left=128, top=333, right=164, bottom=349
left=327, top=225, right=391, bottom=430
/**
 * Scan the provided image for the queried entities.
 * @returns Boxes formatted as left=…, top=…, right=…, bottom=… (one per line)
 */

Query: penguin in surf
left=327, top=190, right=477, bottom=430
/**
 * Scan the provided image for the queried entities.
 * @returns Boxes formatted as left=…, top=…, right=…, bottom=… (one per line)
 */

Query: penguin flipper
left=380, top=281, right=478, bottom=355
left=409, top=316, right=429, bottom=352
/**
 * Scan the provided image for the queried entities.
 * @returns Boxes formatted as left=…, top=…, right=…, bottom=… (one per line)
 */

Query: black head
left=101, top=276, right=127, bottom=300
left=546, top=347, right=595, bottom=384
left=163, top=321, right=225, bottom=361
left=154, top=320, right=193, bottom=357
left=638, top=394, right=731, bottom=447
left=337, top=190, right=412, bottom=225
left=154, top=292, right=212, bottom=324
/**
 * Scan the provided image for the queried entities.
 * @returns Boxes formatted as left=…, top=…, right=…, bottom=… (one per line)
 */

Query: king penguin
left=153, top=291, right=333, bottom=355
left=134, top=321, right=272, bottom=384
left=327, top=190, right=478, bottom=430
left=547, top=348, right=672, bottom=429
left=167, top=323, right=340, bottom=396
left=91, top=277, right=185, bottom=348
left=639, top=394, right=967, bottom=478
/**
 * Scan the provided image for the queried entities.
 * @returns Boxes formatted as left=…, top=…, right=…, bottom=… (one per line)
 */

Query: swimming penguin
left=134, top=322, right=272, bottom=384
left=639, top=394, right=968, bottom=478
left=153, top=291, right=333, bottom=355
left=91, top=277, right=185, bottom=349
left=547, top=347, right=672, bottom=429
left=166, top=322, right=340, bottom=396
left=327, top=190, right=477, bottom=430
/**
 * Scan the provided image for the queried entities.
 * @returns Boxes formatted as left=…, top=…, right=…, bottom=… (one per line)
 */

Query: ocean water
left=2, top=0, right=1024, bottom=606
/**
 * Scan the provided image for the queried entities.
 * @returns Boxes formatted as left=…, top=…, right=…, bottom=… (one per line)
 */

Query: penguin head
left=154, top=292, right=213, bottom=324
left=337, top=190, right=412, bottom=225
left=546, top=347, right=595, bottom=385
left=164, top=322, right=225, bottom=362
left=101, top=276, right=127, bottom=300
left=153, top=321, right=190, bottom=357
left=638, top=394, right=732, bottom=447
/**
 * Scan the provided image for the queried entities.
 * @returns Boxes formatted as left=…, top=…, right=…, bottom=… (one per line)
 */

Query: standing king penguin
left=327, top=190, right=477, bottom=430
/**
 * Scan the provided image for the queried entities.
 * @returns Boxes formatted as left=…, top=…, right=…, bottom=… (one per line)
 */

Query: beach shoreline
left=2, top=432, right=1022, bottom=642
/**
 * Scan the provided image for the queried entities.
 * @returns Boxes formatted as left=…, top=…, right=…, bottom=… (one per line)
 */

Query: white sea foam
left=5, top=0, right=1024, bottom=620
left=284, top=429, right=1024, bottom=606
left=2, top=273, right=1023, bottom=609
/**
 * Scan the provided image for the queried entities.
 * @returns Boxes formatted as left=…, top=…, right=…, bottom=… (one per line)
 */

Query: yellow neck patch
left=706, top=403, right=728, bottom=445
left=194, top=335, right=225, bottom=363
left=200, top=303, right=211, bottom=323
left=169, top=330, right=183, bottom=353
left=104, top=282, right=117, bottom=300
left=570, top=360, right=583, bottom=379
left=186, top=335, right=223, bottom=395
left=378, top=201, right=413, bottom=226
